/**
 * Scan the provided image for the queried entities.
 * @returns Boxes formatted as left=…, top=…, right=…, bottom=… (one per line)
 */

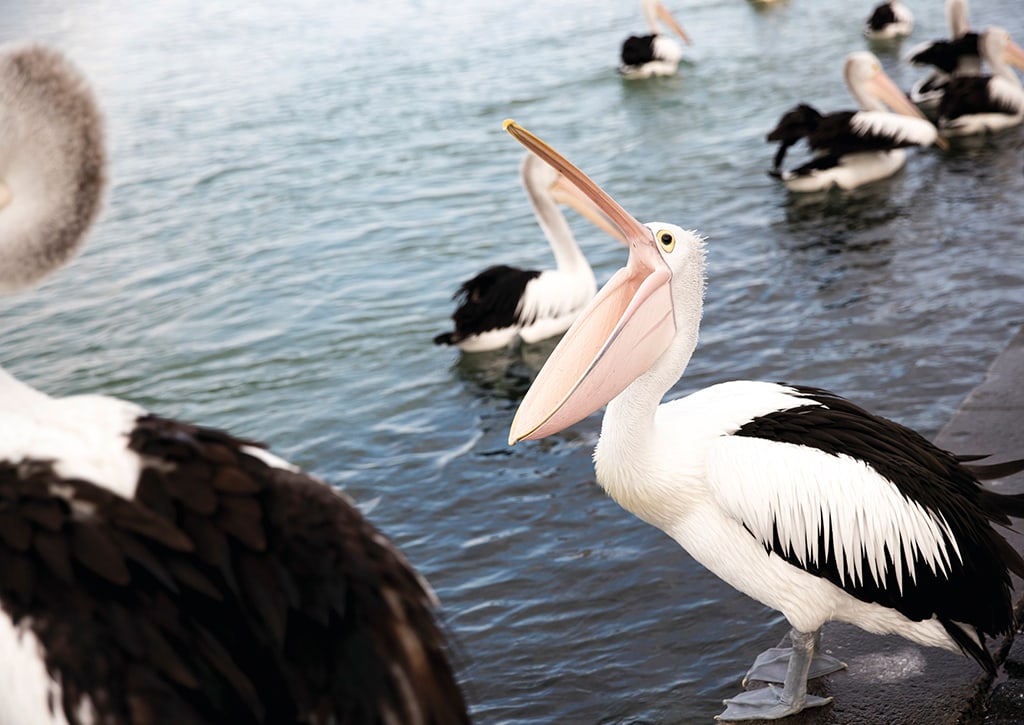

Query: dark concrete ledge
left=744, top=325, right=1024, bottom=724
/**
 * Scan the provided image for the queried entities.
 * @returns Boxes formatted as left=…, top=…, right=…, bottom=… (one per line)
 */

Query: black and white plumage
left=503, top=120, right=1024, bottom=720
left=937, top=26, right=1024, bottom=136
left=619, top=0, right=692, bottom=80
left=907, top=0, right=980, bottom=109
left=864, top=0, right=914, bottom=40
left=0, top=42, right=469, bottom=725
left=767, top=51, right=942, bottom=192
left=434, top=152, right=624, bottom=352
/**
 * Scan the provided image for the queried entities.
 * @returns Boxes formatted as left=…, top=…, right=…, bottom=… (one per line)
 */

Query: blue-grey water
left=2, top=1, right=1023, bottom=722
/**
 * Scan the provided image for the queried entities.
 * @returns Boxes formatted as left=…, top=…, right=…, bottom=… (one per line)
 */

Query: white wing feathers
left=989, top=77, right=1024, bottom=115
left=850, top=111, right=940, bottom=146
left=706, top=435, right=961, bottom=595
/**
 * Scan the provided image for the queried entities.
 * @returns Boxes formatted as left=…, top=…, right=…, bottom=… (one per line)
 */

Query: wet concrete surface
left=740, top=325, right=1024, bottom=724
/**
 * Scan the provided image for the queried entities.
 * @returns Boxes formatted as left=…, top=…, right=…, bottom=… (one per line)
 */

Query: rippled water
left=2, top=0, right=1024, bottom=722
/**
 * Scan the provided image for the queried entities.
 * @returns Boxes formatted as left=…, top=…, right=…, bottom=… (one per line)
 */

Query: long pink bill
left=503, top=121, right=676, bottom=444
left=658, top=3, right=692, bottom=45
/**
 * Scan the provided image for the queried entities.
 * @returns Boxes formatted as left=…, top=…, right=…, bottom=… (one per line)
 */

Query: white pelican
left=503, top=119, right=1024, bottom=721
left=864, top=1, right=914, bottom=40
left=767, top=52, right=943, bottom=192
left=907, top=0, right=980, bottom=109
left=434, top=151, right=625, bottom=352
left=0, top=43, right=469, bottom=724
left=937, top=26, right=1024, bottom=136
left=619, top=0, right=692, bottom=80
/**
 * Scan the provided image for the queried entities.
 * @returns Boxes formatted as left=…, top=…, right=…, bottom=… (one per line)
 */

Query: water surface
left=2, top=1, right=1023, bottom=722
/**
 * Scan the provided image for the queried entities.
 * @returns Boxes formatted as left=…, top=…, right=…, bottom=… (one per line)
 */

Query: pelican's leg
left=741, top=628, right=846, bottom=686
left=717, top=629, right=834, bottom=721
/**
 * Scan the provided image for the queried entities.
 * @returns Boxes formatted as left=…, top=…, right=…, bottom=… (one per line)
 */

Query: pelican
left=767, top=52, right=943, bottom=192
left=907, top=0, right=980, bottom=109
left=864, top=1, right=914, bottom=40
left=619, top=0, right=692, bottom=80
left=434, top=151, right=625, bottom=352
left=937, top=26, right=1024, bottom=136
left=0, top=43, right=469, bottom=724
left=503, top=119, right=1024, bottom=720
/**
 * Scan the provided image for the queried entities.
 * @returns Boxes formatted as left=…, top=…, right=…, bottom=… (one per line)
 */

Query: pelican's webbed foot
left=717, top=684, right=832, bottom=721
left=742, top=629, right=846, bottom=685
left=718, top=628, right=839, bottom=721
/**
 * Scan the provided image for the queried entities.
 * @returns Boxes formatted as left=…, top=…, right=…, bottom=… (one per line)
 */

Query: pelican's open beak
left=658, top=3, right=692, bottom=45
left=549, top=172, right=627, bottom=245
left=504, top=121, right=676, bottom=444
left=868, top=67, right=949, bottom=150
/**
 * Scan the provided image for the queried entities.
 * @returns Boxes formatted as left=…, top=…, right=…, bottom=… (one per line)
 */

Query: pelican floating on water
left=503, top=119, right=1024, bottom=721
left=907, top=0, right=981, bottom=110
left=434, top=151, right=625, bottom=352
left=767, top=52, right=943, bottom=192
left=937, top=26, right=1024, bottom=136
left=0, top=42, right=468, bottom=724
left=864, top=1, right=914, bottom=40
left=619, top=0, right=692, bottom=80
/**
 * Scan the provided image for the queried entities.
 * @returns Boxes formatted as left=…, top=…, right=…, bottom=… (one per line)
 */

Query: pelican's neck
left=641, top=0, right=661, bottom=35
left=848, top=76, right=884, bottom=112
left=946, top=0, right=969, bottom=38
left=594, top=263, right=704, bottom=521
left=982, top=35, right=1022, bottom=87
left=524, top=175, right=591, bottom=276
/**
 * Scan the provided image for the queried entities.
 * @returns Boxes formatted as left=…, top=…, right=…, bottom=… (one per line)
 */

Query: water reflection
left=452, top=335, right=562, bottom=402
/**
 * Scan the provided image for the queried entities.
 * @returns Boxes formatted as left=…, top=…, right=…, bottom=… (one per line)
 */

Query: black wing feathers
left=734, top=384, right=1024, bottom=670
left=434, top=264, right=540, bottom=345
left=621, top=35, right=657, bottom=67
left=940, top=76, right=1021, bottom=121
left=866, top=3, right=897, bottom=32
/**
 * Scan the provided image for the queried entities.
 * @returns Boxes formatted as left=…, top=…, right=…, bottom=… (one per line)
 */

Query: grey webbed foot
left=717, top=685, right=832, bottom=721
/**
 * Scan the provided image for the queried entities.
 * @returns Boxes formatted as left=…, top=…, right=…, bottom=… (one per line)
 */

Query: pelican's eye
left=657, top=230, right=676, bottom=253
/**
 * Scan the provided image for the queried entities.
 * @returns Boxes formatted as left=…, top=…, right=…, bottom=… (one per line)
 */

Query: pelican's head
left=641, top=0, right=692, bottom=45
left=0, top=43, right=105, bottom=293
left=504, top=121, right=705, bottom=444
left=978, top=26, right=1024, bottom=76
left=844, top=52, right=908, bottom=112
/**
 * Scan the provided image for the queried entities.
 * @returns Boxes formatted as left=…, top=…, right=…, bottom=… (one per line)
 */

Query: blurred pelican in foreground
left=503, top=118, right=1024, bottom=721
left=767, top=52, right=943, bottom=192
left=0, top=42, right=469, bottom=725
left=619, top=0, right=693, bottom=79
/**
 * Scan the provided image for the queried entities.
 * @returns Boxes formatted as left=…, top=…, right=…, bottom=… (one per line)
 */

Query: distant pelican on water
left=619, top=0, right=693, bottom=80
left=937, top=26, right=1024, bottom=136
left=864, top=1, right=914, bottom=40
left=434, top=151, right=625, bottom=352
left=0, top=42, right=469, bottom=724
left=908, top=0, right=980, bottom=109
left=767, top=52, right=943, bottom=192
left=503, top=118, right=1024, bottom=721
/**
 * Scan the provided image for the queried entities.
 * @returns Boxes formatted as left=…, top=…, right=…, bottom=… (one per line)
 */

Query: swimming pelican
left=0, top=42, right=469, bottom=724
left=434, top=151, right=625, bottom=352
left=767, top=51, right=943, bottom=192
left=937, top=26, right=1024, bottom=136
left=619, top=0, right=692, bottom=80
left=864, top=1, right=914, bottom=40
left=503, top=119, right=1024, bottom=721
left=907, top=0, right=980, bottom=109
